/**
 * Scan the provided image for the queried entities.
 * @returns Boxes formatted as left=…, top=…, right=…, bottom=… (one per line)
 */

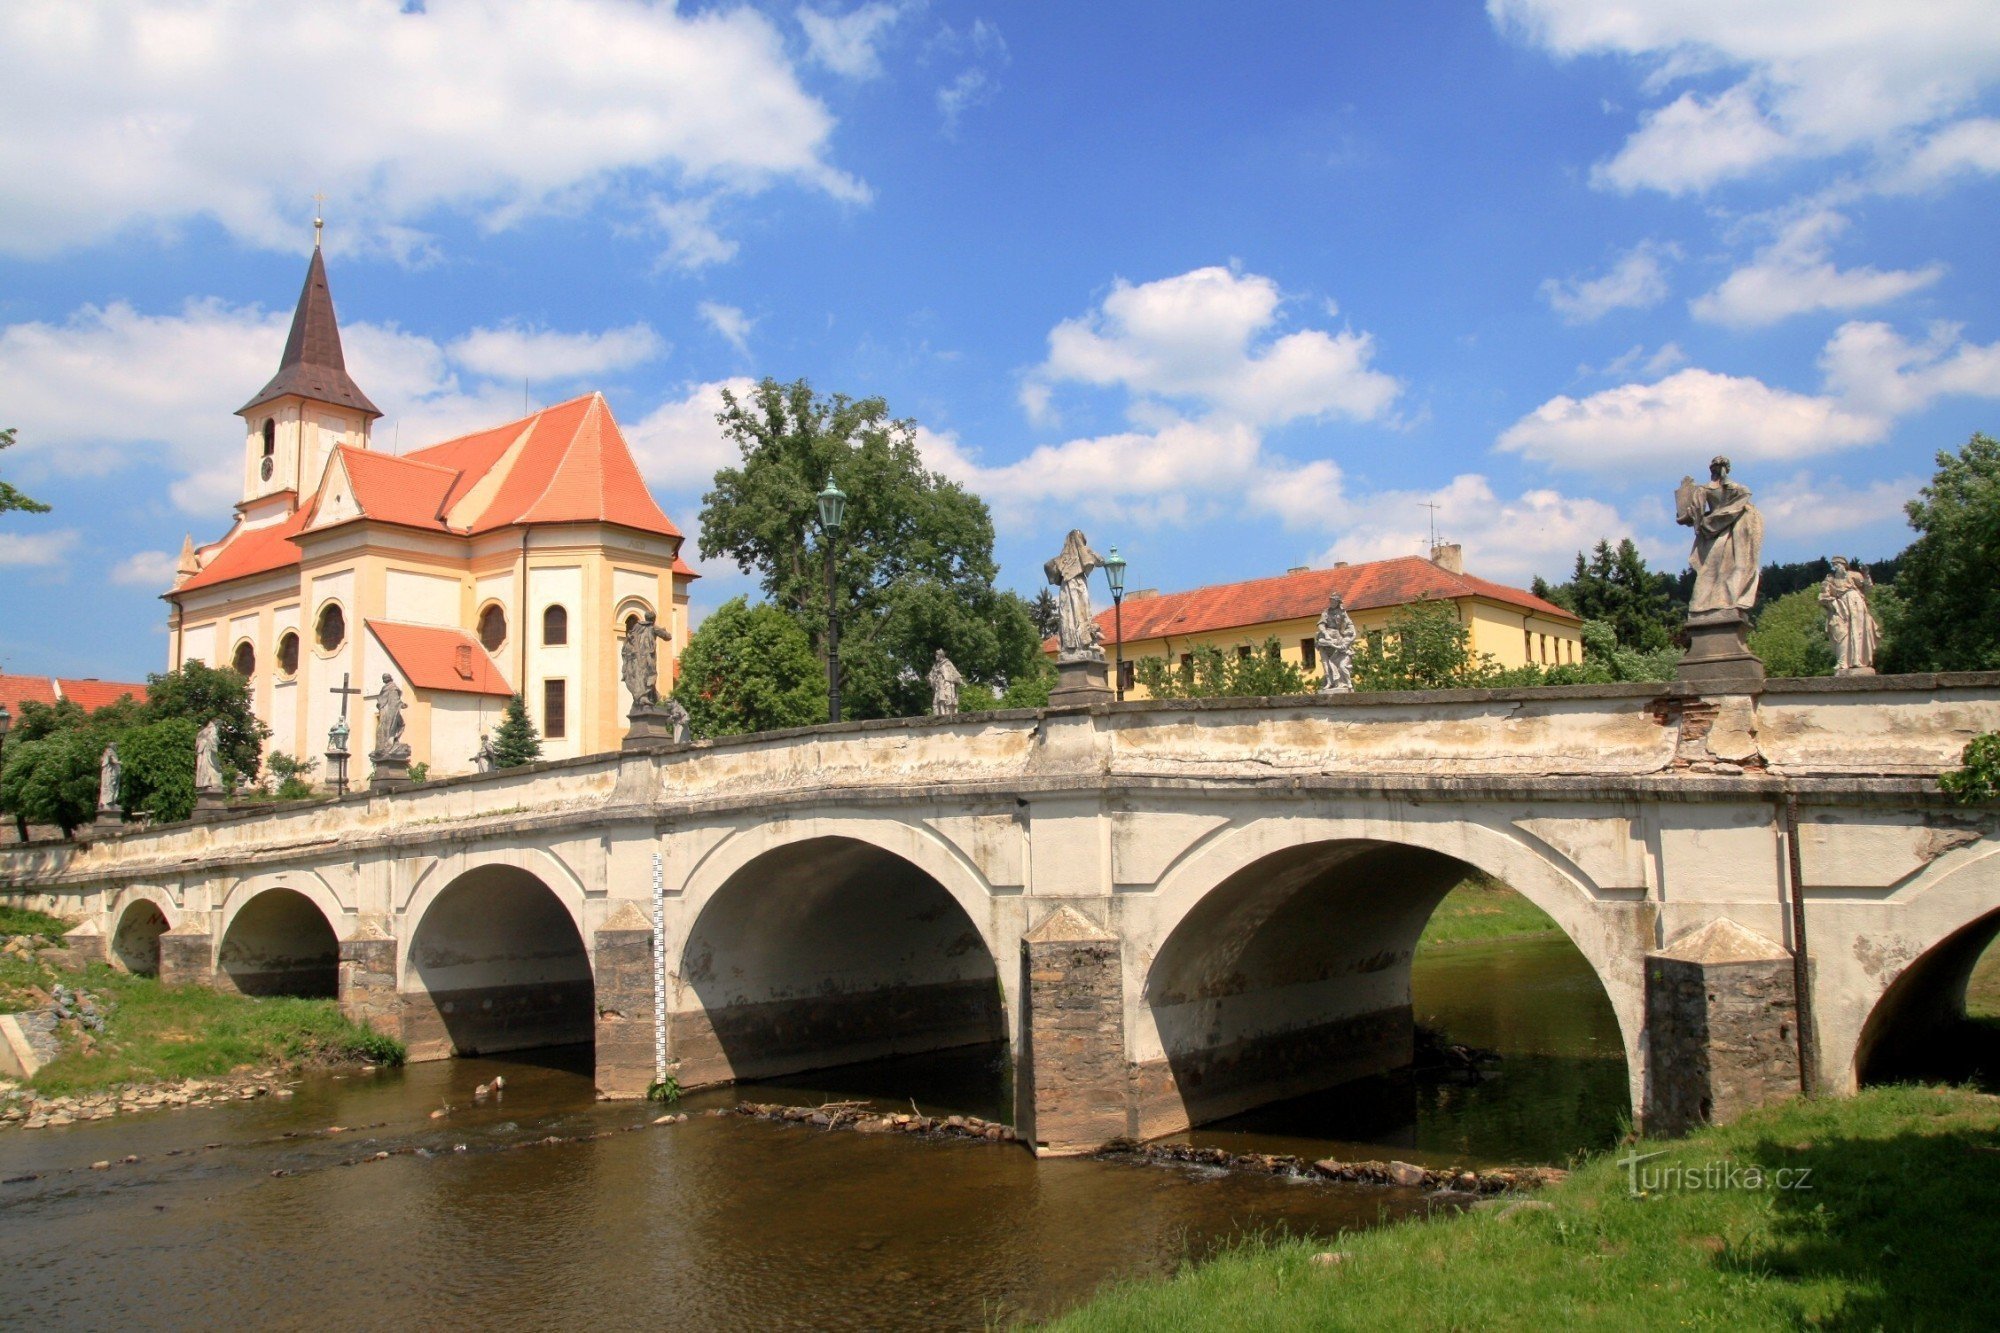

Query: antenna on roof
left=1419, top=500, right=1442, bottom=552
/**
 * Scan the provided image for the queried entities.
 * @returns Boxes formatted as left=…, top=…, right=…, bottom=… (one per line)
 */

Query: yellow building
left=164, top=245, right=696, bottom=778
left=1069, top=546, right=1583, bottom=698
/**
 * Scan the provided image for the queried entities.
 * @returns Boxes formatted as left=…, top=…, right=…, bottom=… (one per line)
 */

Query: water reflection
left=0, top=933, right=1624, bottom=1329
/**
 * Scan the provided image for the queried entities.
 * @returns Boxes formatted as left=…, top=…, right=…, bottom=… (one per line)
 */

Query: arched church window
left=276, top=631, right=300, bottom=678
left=543, top=604, right=568, bottom=646
left=478, top=604, right=508, bottom=653
left=316, top=602, right=346, bottom=653
left=232, top=640, right=255, bottom=679
left=260, top=418, right=276, bottom=481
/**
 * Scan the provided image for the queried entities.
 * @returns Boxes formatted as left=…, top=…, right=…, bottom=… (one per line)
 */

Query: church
left=164, top=243, right=695, bottom=780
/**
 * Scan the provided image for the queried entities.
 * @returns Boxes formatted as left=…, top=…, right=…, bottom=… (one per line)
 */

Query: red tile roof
left=366, top=621, right=513, bottom=696
left=1074, top=556, right=1579, bottom=648
left=0, top=673, right=148, bottom=715
left=172, top=393, right=685, bottom=595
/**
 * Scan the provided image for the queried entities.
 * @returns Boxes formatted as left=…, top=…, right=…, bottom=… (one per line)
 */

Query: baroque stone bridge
left=5, top=676, right=1998, bottom=1153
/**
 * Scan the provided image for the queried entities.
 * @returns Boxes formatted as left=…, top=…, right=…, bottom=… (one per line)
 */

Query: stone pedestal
left=1018, top=906, right=1128, bottom=1156
left=1644, top=918, right=1800, bottom=1137
left=158, top=922, right=215, bottom=989
left=192, top=789, right=229, bottom=821
left=338, top=922, right=401, bottom=1039
left=592, top=903, right=659, bottom=1099
left=1049, top=656, right=1113, bottom=708
left=1677, top=610, right=1766, bottom=689
left=622, top=705, right=688, bottom=749
left=91, top=807, right=124, bottom=836
left=369, top=751, right=411, bottom=794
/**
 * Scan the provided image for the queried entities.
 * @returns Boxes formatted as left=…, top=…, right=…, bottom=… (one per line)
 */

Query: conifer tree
left=489, top=694, right=543, bottom=768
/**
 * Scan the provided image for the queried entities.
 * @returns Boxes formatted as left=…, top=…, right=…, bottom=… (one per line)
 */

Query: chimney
left=1128, top=588, right=1159, bottom=600
left=1333, top=561, right=1349, bottom=569
left=1286, top=565, right=1310, bottom=575
left=1430, top=543, right=1464, bottom=575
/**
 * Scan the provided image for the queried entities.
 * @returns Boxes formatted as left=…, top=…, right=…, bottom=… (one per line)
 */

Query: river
left=0, top=934, right=1625, bottom=1329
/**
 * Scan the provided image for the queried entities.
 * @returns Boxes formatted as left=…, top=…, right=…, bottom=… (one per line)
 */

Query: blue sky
left=3, top=1, right=1999, bottom=680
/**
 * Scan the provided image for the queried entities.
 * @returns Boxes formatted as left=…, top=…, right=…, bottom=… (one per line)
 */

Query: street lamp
left=816, top=478, right=848, bottom=724
left=326, top=717, right=351, bottom=797
left=1104, top=546, right=1128, bottom=701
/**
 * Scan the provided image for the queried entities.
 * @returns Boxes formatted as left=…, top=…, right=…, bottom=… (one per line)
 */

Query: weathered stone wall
left=401, top=980, right=597, bottom=1061
left=1019, top=908, right=1127, bottom=1156
left=338, top=927, right=399, bottom=1039
left=672, top=977, right=1004, bottom=1087
left=592, top=908, right=658, bottom=1098
left=1644, top=921, right=1801, bottom=1136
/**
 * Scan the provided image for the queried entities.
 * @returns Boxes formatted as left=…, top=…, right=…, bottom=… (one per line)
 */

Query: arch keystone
left=1645, top=916, right=1799, bottom=1138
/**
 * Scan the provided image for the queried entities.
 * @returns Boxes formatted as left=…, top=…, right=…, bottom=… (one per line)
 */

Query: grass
left=0, top=905, right=73, bottom=943
left=1968, top=945, right=2000, bottom=1020
left=1047, top=1084, right=2000, bottom=1331
left=0, top=947, right=403, bottom=1095
left=1418, top=874, right=1563, bottom=948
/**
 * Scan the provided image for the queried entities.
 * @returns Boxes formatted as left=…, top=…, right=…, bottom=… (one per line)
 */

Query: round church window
left=316, top=602, right=346, bottom=653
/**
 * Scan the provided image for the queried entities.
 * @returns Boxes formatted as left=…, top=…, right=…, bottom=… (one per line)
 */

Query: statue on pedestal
left=370, top=674, right=409, bottom=760
left=194, top=720, right=224, bottom=792
left=929, top=649, right=964, bottom=715
left=1819, top=556, right=1880, bottom=675
left=1314, top=592, right=1358, bottom=694
left=621, top=611, right=673, bottom=707
left=662, top=696, right=693, bottom=744
left=473, top=732, right=497, bottom=773
left=1044, top=529, right=1107, bottom=661
left=1678, top=456, right=1764, bottom=615
left=97, top=743, right=123, bottom=812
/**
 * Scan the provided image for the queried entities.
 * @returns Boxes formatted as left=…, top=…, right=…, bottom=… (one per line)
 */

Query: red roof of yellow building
left=177, top=392, right=683, bottom=594
left=0, top=673, right=149, bottom=714
left=366, top=621, right=514, bottom=696
left=1073, top=556, right=1579, bottom=648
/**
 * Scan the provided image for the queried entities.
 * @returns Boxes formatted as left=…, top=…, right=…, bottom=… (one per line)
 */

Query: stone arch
left=216, top=887, right=340, bottom=997
left=109, top=891, right=174, bottom=976
left=1136, top=809, right=1644, bottom=1137
left=397, top=844, right=588, bottom=939
left=1844, top=841, right=2000, bottom=1087
left=401, top=862, right=594, bottom=1062
left=672, top=818, right=1005, bottom=1089
left=218, top=872, right=347, bottom=944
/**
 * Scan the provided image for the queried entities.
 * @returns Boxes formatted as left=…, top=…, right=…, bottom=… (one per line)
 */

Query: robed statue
left=1314, top=592, right=1358, bottom=694
left=662, top=696, right=693, bottom=744
left=1044, top=529, right=1107, bottom=660
left=928, top=649, right=964, bottom=716
left=621, top=611, right=673, bottom=708
left=1677, top=456, right=1764, bottom=614
left=371, top=674, right=408, bottom=759
left=98, top=743, right=123, bottom=811
left=1819, top=556, right=1880, bottom=675
left=194, top=720, right=224, bottom=792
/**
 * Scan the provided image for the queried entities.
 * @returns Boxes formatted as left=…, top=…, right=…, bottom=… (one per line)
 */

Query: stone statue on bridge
left=621, top=611, right=673, bottom=707
left=1044, top=529, right=1107, bottom=663
left=1820, top=556, right=1880, bottom=676
left=194, top=719, right=224, bottom=792
left=929, top=649, right=964, bottom=715
left=662, top=696, right=693, bottom=745
left=1314, top=592, right=1357, bottom=694
left=370, top=674, right=409, bottom=761
left=1678, top=456, right=1764, bottom=615
left=97, top=743, right=122, bottom=813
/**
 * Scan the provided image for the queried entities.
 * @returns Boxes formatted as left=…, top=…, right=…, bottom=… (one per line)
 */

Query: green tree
left=142, top=660, right=267, bottom=784
left=119, top=718, right=199, bottom=823
left=489, top=694, right=543, bottom=768
left=1354, top=600, right=1497, bottom=690
left=671, top=597, right=824, bottom=736
left=1880, top=433, right=2000, bottom=672
left=696, top=377, right=1042, bottom=719
left=1543, top=539, right=1682, bottom=653
left=1028, top=588, right=1060, bottom=640
left=1, top=427, right=49, bottom=513
left=1748, top=587, right=1840, bottom=678
left=0, top=726, right=98, bottom=835
left=1132, top=638, right=1310, bottom=699
left=1541, top=619, right=1678, bottom=685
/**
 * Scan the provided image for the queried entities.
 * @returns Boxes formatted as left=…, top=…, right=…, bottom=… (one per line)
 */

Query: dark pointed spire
left=239, top=247, right=381, bottom=419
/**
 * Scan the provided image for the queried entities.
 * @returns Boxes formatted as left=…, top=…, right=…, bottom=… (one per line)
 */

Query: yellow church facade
left=1071, top=546, right=1583, bottom=699
left=164, top=247, right=695, bottom=780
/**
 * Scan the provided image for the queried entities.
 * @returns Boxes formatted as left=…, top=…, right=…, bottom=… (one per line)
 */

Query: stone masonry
left=1019, top=906, right=1127, bottom=1156
left=1644, top=918, right=1802, bottom=1136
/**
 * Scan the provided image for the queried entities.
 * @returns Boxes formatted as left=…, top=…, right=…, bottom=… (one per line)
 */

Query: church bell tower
left=235, top=227, right=380, bottom=521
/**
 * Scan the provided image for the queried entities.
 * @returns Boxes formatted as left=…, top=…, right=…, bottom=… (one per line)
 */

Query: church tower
left=235, top=235, right=380, bottom=522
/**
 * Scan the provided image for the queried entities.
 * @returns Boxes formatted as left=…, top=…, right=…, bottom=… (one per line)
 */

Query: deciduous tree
left=671, top=597, right=824, bottom=736
left=1880, top=433, right=2000, bottom=672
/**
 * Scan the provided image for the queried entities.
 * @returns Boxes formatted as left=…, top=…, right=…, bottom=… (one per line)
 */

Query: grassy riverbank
left=1049, top=1084, right=2000, bottom=1330
left=1, top=911, right=403, bottom=1096
left=1418, top=875, right=1563, bottom=948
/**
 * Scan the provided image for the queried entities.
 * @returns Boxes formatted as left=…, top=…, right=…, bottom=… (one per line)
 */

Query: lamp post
left=816, top=478, right=848, bottom=724
left=1104, top=546, right=1128, bottom=701
left=326, top=718, right=350, bottom=798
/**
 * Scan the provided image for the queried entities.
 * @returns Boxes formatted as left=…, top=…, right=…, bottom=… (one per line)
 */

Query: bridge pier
left=158, top=921, right=214, bottom=989
left=1017, top=907, right=1129, bottom=1156
left=593, top=905, right=658, bottom=1099
left=338, top=922, right=401, bottom=1040
left=1643, top=919, right=1800, bottom=1136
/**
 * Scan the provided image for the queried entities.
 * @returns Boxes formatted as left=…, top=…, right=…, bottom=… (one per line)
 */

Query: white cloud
left=1889, top=116, right=2000, bottom=190
left=0, top=0, right=863, bottom=259
left=1540, top=241, right=1677, bottom=322
left=799, top=3, right=906, bottom=80
left=1024, top=266, right=1403, bottom=429
left=0, top=528, right=78, bottom=567
left=446, top=322, right=665, bottom=382
left=643, top=195, right=743, bottom=272
left=1591, top=342, right=1687, bottom=379
left=624, top=377, right=758, bottom=499
left=1690, top=208, right=1942, bottom=327
left=1497, top=367, right=1886, bottom=472
left=933, top=18, right=1009, bottom=135
left=1493, top=0, right=2000, bottom=193
left=1756, top=472, right=1919, bottom=544
left=111, top=549, right=180, bottom=588
left=699, top=303, right=756, bottom=357
left=1818, top=320, right=2000, bottom=418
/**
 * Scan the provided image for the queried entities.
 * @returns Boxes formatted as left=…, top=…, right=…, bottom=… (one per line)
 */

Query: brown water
left=0, top=935, right=1622, bottom=1329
